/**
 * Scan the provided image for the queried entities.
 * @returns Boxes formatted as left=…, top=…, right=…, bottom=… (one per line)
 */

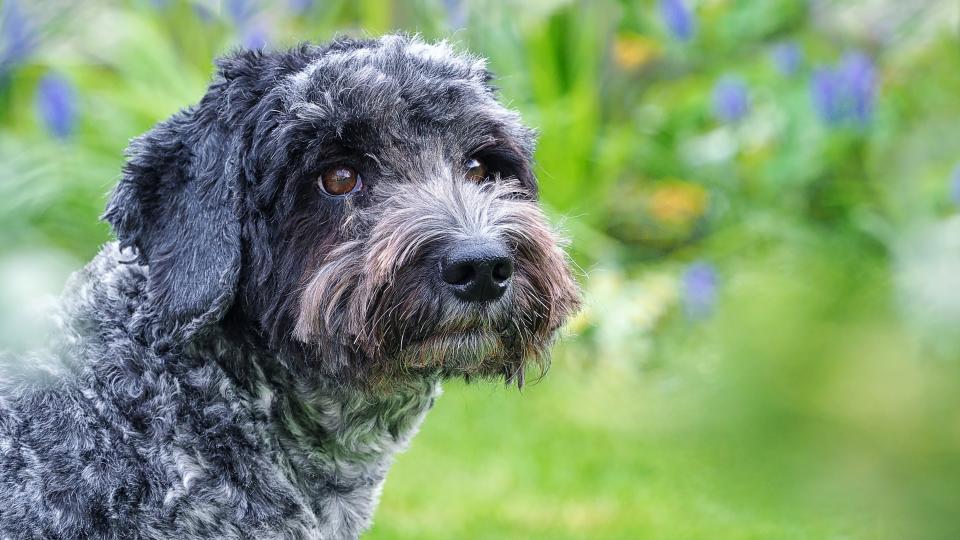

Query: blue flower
left=951, top=165, right=960, bottom=207
left=225, top=0, right=256, bottom=25
left=193, top=2, right=215, bottom=23
left=810, top=51, right=877, bottom=128
left=712, top=76, right=750, bottom=123
left=810, top=67, right=844, bottom=125
left=242, top=24, right=269, bottom=50
left=36, top=73, right=77, bottom=140
left=288, top=0, right=315, bottom=14
left=682, top=261, right=718, bottom=319
left=659, top=0, right=694, bottom=42
left=442, top=0, right=468, bottom=29
left=224, top=0, right=269, bottom=49
left=772, top=42, right=802, bottom=76
left=1, top=0, right=37, bottom=71
left=839, top=51, right=876, bottom=125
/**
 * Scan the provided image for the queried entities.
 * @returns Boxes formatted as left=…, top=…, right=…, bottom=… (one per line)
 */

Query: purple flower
left=811, top=66, right=844, bottom=125
left=951, top=165, right=960, bottom=207
left=288, top=0, right=315, bottom=14
left=1, top=0, right=37, bottom=71
left=225, top=0, right=268, bottom=49
left=225, top=0, right=256, bottom=25
left=839, top=51, right=876, bottom=125
left=810, top=51, right=877, bottom=128
left=772, top=42, right=802, bottom=76
left=242, top=24, right=269, bottom=50
left=36, top=73, right=77, bottom=140
left=193, top=2, right=215, bottom=23
left=712, top=76, right=750, bottom=123
left=659, top=0, right=695, bottom=42
left=442, top=0, right=468, bottom=29
left=682, top=261, right=718, bottom=319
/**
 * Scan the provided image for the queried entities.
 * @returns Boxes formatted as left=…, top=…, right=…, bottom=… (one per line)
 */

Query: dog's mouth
left=396, top=328, right=509, bottom=374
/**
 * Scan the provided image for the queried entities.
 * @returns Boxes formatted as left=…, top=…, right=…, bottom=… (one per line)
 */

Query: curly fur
left=0, top=35, right=579, bottom=539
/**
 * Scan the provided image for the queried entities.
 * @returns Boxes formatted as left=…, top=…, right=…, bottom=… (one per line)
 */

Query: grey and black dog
left=0, top=35, right=580, bottom=538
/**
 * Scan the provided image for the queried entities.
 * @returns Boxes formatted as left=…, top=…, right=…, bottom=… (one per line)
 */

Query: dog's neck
left=193, top=307, right=441, bottom=448
left=188, top=328, right=439, bottom=531
left=86, top=242, right=440, bottom=468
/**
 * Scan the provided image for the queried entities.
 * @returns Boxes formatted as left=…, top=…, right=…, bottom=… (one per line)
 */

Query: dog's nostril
left=491, top=259, right=513, bottom=283
left=440, top=240, right=514, bottom=303
left=441, top=261, right=476, bottom=286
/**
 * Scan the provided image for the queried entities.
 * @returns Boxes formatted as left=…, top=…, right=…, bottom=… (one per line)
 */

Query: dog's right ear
left=103, top=49, right=290, bottom=341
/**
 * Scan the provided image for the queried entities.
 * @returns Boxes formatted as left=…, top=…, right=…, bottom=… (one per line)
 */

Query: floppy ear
left=103, top=106, right=242, bottom=339
left=104, top=47, right=319, bottom=341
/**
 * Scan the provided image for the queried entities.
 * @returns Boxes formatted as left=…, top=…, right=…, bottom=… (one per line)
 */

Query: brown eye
left=319, top=166, right=361, bottom=196
left=464, top=157, right=488, bottom=182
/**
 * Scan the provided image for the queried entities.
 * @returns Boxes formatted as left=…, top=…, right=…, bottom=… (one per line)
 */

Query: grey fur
left=0, top=35, right=579, bottom=539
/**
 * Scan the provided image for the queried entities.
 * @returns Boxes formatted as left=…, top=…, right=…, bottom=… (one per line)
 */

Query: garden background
left=2, top=0, right=960, bottom=538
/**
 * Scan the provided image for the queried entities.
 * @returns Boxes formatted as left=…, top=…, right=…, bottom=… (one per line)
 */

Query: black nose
left=440, top=240, right=514, bottom=303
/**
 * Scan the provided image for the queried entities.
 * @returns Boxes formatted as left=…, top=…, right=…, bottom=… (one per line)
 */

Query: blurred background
left=2, top=0, right=960, bottom=538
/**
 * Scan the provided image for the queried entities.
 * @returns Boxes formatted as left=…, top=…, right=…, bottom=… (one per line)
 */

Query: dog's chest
left=287, top=385, right=437, bottom=528
left=164, top=359, right=439, bottom=539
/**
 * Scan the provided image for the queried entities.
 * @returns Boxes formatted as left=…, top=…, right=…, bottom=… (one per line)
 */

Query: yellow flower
left=612, top=34, right=661, bottom=71
left=649, top=182, right=708, bottom=225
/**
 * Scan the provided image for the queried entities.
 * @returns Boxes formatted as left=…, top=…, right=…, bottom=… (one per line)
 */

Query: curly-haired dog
left=0, top=35, right=580, bottom=538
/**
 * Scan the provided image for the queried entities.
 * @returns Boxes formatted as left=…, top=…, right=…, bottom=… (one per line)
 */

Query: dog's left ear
left=103, top=106, right=242, bottom=340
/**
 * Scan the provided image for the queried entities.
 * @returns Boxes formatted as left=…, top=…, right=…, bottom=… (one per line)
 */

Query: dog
left=0, top=35, right=580, bottom=539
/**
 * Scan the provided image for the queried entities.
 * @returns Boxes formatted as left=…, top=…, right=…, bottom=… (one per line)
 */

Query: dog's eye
left=319, top=166, right=362, bottom=196
left=464, top=157, right=488, bottom=182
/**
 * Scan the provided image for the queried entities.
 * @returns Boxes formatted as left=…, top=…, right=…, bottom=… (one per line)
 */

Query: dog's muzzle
left=293, top=176, right=581, bottom=383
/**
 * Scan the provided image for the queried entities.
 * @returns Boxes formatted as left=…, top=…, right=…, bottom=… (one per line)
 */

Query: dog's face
left=105, top=36, right=580, bottom=386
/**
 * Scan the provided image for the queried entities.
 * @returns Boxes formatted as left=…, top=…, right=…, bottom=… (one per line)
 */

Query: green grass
left=369, top=360, right=842, bottom=540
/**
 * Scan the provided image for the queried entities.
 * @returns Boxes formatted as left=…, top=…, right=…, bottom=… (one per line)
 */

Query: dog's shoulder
left=0, top=243, right=158, bottom=536
left=60, top=241, right=150, bottom=338
left=0, top=242, right=146, bottom=393
left=0, top=242, right=318, bottom=537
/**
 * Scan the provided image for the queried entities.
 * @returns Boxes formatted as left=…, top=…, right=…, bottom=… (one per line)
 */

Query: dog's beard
left=387, top=291, right=521, bottom=379
left=399, top=329, right=504, bottom=373
left=308, top=265, right=537, bottom=385
left=293, top=178, right=581, bottom=386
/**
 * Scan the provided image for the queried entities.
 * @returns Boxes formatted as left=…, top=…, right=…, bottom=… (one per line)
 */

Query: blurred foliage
left=2, top=0, right=960, bottom=538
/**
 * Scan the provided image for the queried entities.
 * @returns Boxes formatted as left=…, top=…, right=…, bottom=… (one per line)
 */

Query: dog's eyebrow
left=364, top=152, right=385, bottom=170
left=467, top=135, right=500, bottom=155
left=289, top=101, right=329, bottom=122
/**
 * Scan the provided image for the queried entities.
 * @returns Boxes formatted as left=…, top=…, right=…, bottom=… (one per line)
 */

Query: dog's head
left=105, top=35, right=580, bottom=386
